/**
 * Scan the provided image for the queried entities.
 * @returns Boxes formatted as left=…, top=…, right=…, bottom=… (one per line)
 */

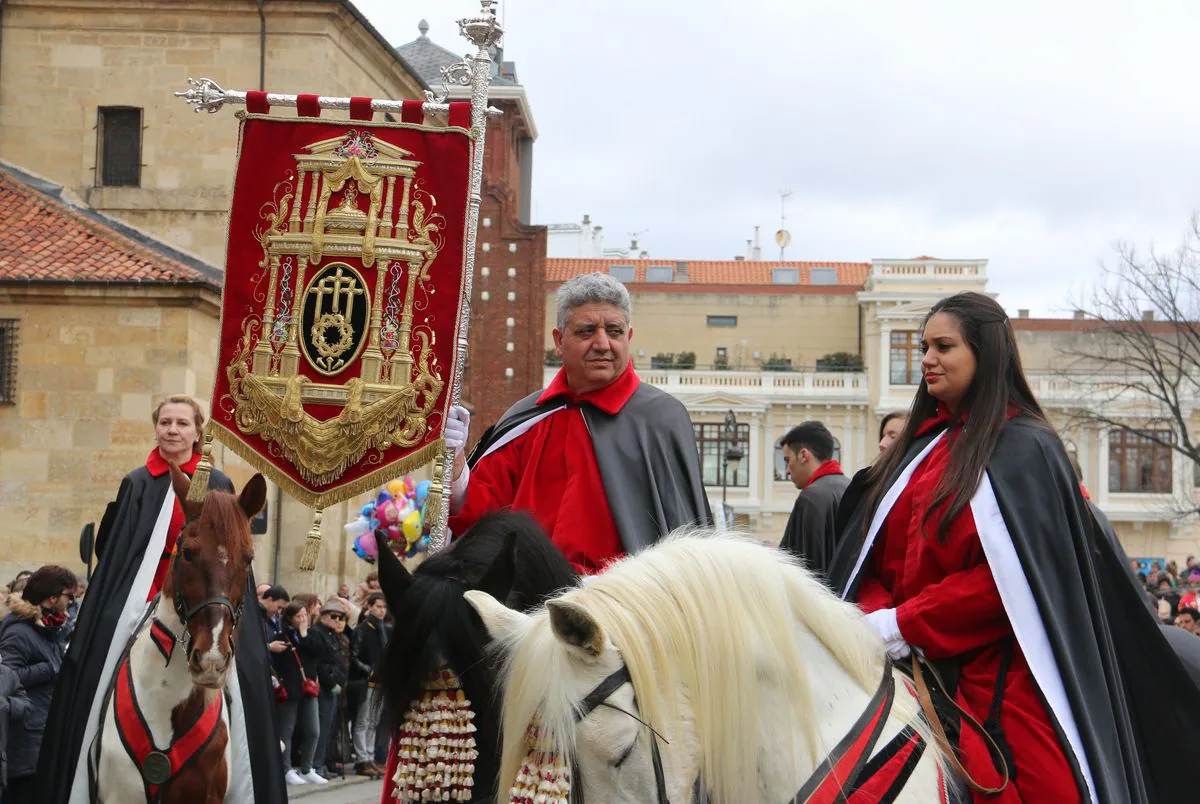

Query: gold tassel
left=186, top=432, right=214, bottom=504
left=298, top=507, right=323, bottom=571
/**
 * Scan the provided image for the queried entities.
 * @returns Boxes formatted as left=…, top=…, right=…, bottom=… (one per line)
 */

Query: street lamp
left=721, top=410, right=742, bottom=529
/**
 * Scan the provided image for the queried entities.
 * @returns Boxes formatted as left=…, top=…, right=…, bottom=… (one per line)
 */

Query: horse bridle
left=168, top=525, right=245, bottom=657
left=572, top=659, right=915, bottom=804
left=572, top=664, right=672, bottom=804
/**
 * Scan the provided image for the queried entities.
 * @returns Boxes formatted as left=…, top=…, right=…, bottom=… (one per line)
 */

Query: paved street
left=288, top=777, right=382, bottom=803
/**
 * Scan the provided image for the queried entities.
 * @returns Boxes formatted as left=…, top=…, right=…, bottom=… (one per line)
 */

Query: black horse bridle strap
left=573, top=665, right=672, bottom=804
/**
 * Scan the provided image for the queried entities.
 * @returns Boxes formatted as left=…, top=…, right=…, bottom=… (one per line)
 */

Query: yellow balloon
left=386, top=479, right=405, bottom=497
left=402, top=510, right=422, bottom=543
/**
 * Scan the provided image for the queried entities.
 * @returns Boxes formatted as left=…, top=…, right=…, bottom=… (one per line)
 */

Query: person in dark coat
left=778, top=420, right=851, bottom=581
left=38, top=395, right=284, bottom=804
left=833, top=412, right=907, bottom=539
left=0, top=565, right=76, bottom=804
left=447, top=273, right=712, bottom=574
left=0, top=653, right=32, bottom=797
left=311, top=600, right=349, bottom=779
left=273, top=601, right=325, bottom=786
left=350, top=592, right=389, bottom=778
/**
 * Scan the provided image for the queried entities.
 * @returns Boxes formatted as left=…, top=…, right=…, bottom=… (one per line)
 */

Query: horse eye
left=612, top=736, right=637, bottom=769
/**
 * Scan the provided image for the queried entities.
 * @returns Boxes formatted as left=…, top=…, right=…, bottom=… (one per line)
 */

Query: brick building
left=397, top=20, right=547, bottom=439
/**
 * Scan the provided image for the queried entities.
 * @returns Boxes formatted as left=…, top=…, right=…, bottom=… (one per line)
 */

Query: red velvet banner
left=208, top=113, right=473, bottom=508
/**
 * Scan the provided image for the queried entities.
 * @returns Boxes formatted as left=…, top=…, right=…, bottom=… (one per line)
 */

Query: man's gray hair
left=555, top=272, right=633, bottom=330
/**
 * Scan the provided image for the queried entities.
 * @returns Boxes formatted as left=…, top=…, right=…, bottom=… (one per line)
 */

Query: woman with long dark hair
left=832, top=292, right=1200, bottom=802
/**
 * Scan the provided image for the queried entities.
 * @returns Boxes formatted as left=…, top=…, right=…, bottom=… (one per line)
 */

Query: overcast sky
left=354, top=0, right=1200, bottom=316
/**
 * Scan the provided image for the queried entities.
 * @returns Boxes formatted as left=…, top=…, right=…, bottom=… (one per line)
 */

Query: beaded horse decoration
left=375, top=511, right=578, bottom=803
left=393, top=667, right=479, bottom=801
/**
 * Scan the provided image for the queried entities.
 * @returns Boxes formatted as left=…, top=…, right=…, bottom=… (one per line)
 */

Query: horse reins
left=572, top=658, right=949, bottom=804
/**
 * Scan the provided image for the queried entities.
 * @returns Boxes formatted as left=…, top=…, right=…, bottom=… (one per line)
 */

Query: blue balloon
left=375, top=489, right=393, bottom=507
left=415, top=480, right=432, bottom=505
left=361, top=503, right=376, bottom=517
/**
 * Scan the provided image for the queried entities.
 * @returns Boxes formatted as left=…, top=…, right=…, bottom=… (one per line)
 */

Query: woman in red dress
left=844, top=296, right=1099, bottom=804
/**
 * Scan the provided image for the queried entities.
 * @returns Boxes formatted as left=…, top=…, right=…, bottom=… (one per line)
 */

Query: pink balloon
left=356, top=532, right=378, bottom=558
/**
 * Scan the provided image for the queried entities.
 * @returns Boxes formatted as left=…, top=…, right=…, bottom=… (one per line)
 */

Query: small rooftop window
left=608, top=265, right=636, bottom=283
left=810, top=267, right=839, bottom=285
left=646, top=265, right=674, bottom=283
left=772, top=267, right=799, bottom=285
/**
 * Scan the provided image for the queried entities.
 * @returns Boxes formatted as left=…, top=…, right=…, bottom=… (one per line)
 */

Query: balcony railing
left=543, top=366, right=869, bottom=401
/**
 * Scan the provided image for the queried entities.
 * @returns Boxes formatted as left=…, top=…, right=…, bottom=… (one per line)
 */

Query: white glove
left=444, top=405, right=471, bottom=453
left=863, top=608, right=912, bottom=660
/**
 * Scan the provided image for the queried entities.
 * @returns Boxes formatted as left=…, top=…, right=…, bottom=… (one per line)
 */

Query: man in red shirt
left=444, top=272, right=711, bottom=573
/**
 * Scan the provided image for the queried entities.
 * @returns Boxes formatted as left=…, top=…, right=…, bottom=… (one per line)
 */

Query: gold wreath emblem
left=311, top=313, right=354, bottom=359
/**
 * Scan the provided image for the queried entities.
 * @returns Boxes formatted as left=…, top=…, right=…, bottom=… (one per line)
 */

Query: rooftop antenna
left=776, top=190, right=793, bottom=260
left=628, top=229, right=648, bottom=254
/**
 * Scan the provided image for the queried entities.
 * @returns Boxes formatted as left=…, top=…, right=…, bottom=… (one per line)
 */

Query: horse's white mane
left=494, top=531, right=895, bottom=804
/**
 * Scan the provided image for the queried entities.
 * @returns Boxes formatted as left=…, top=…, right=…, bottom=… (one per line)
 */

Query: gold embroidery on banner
left=222, top=128, right=446, bottom=490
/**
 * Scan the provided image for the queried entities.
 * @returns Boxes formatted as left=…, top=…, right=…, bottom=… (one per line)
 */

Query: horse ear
left=475, top=530, right=518, bottom=603
left=374, top=529, right=412, bottom=613
left=547, top=599, right=605, bottom=658
left=464, top=589, right=530, bottom=643
left=238, top=474, right=267, bottom=520
left=167, top=462, right=203, bottom=520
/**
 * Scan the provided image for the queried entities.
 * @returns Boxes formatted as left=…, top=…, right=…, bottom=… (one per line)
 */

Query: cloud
left=356, top=0, right=1200, bottom=314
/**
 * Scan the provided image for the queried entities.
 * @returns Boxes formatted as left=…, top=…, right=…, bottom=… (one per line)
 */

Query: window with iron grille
left=97, top=107, right=143, bottom=187
left=693, top=422, right=750, bottom=487
left=1108, top=429, right=1173, bottom=494
left=0, top=319, right=18, bottom=404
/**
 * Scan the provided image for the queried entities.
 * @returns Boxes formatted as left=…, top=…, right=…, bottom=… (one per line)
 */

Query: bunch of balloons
left=345, top=476, right=433, bottom=563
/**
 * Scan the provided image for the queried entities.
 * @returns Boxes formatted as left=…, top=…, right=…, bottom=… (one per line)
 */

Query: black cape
left=38, top=466, right=287, bottom=803
left=830, top=419, right=1200, bottom=803
left=779, top=472, right=850, bottom=581
left=466, top=381, right=712, bottom=553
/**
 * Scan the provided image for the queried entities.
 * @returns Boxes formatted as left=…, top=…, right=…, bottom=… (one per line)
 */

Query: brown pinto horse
left=96, top=466, right=265, bottom=804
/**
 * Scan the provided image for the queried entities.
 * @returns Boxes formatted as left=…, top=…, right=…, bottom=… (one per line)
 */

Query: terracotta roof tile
left=546, top=258, right=870, bottom=289
left=0, top=161, right=219, bottom=287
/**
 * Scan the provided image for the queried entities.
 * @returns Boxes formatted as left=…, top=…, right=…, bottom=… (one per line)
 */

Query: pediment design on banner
left=222, top=128, right=449, bottom=491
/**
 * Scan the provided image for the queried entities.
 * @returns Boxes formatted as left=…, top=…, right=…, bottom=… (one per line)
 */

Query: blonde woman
left=38, top=395, right=286, bottom=803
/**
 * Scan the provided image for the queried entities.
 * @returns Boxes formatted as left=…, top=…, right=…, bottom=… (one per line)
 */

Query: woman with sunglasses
left=309, top=601, right=351, bottom=780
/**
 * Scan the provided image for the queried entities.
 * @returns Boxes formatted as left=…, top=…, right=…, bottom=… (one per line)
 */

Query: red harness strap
left=114, top=657, right=224, bottom=801
left=792, top=662, right=948, bottom=804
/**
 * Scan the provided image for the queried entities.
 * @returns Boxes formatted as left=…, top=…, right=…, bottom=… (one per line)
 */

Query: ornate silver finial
left=423, top=59, right=474, bottom=105
left=458, top=0, right=504, bottom=53
left=418, top=19, right=429, bottom=37
left=173, top=77, right=228, bottom=114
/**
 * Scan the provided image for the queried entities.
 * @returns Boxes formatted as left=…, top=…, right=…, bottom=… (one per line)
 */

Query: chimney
left=752, top=226, right=762, bottom=261
left=582, top=214, right=591, bottom=225
left=1073, top=310, right=1086, bottom=320
left=591, top=225, right=603, bottom=258
left=734, top=255, right=745, bottom=261
left=746, top=239, right=752, bottom=259
left=1143, top=310, right=1156, bottom=322
left=1017, top=309, right=1029, bottom=319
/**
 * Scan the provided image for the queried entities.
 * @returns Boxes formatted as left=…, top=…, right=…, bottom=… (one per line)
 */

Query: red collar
left=146, top=448, right=201, bottom=478
left=805, top=460, right=844, bottom=489
left=537, top=365, right=640, bottom=414
left=114, top=656, right=224, bottom=798
left=914, top=403, right=1022, bottom=438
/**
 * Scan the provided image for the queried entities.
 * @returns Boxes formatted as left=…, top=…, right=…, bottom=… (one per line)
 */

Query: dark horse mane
left=375, top=511, right=577, bottom=801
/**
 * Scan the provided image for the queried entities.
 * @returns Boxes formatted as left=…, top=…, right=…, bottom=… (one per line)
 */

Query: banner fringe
left=209, top=422, right=447, bottom=509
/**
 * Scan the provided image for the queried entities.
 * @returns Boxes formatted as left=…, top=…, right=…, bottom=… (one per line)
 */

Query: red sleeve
left=857, top=573, right=895, bottom=614
left=448, top=439, right=521, bottom=535
left=895, top=561, right=1011, bottom=659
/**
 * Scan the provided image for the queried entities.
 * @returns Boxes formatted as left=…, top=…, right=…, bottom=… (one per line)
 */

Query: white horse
left=96, top=468, right=264, bottom=804
left=467, top=533, right=951, bottom=804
